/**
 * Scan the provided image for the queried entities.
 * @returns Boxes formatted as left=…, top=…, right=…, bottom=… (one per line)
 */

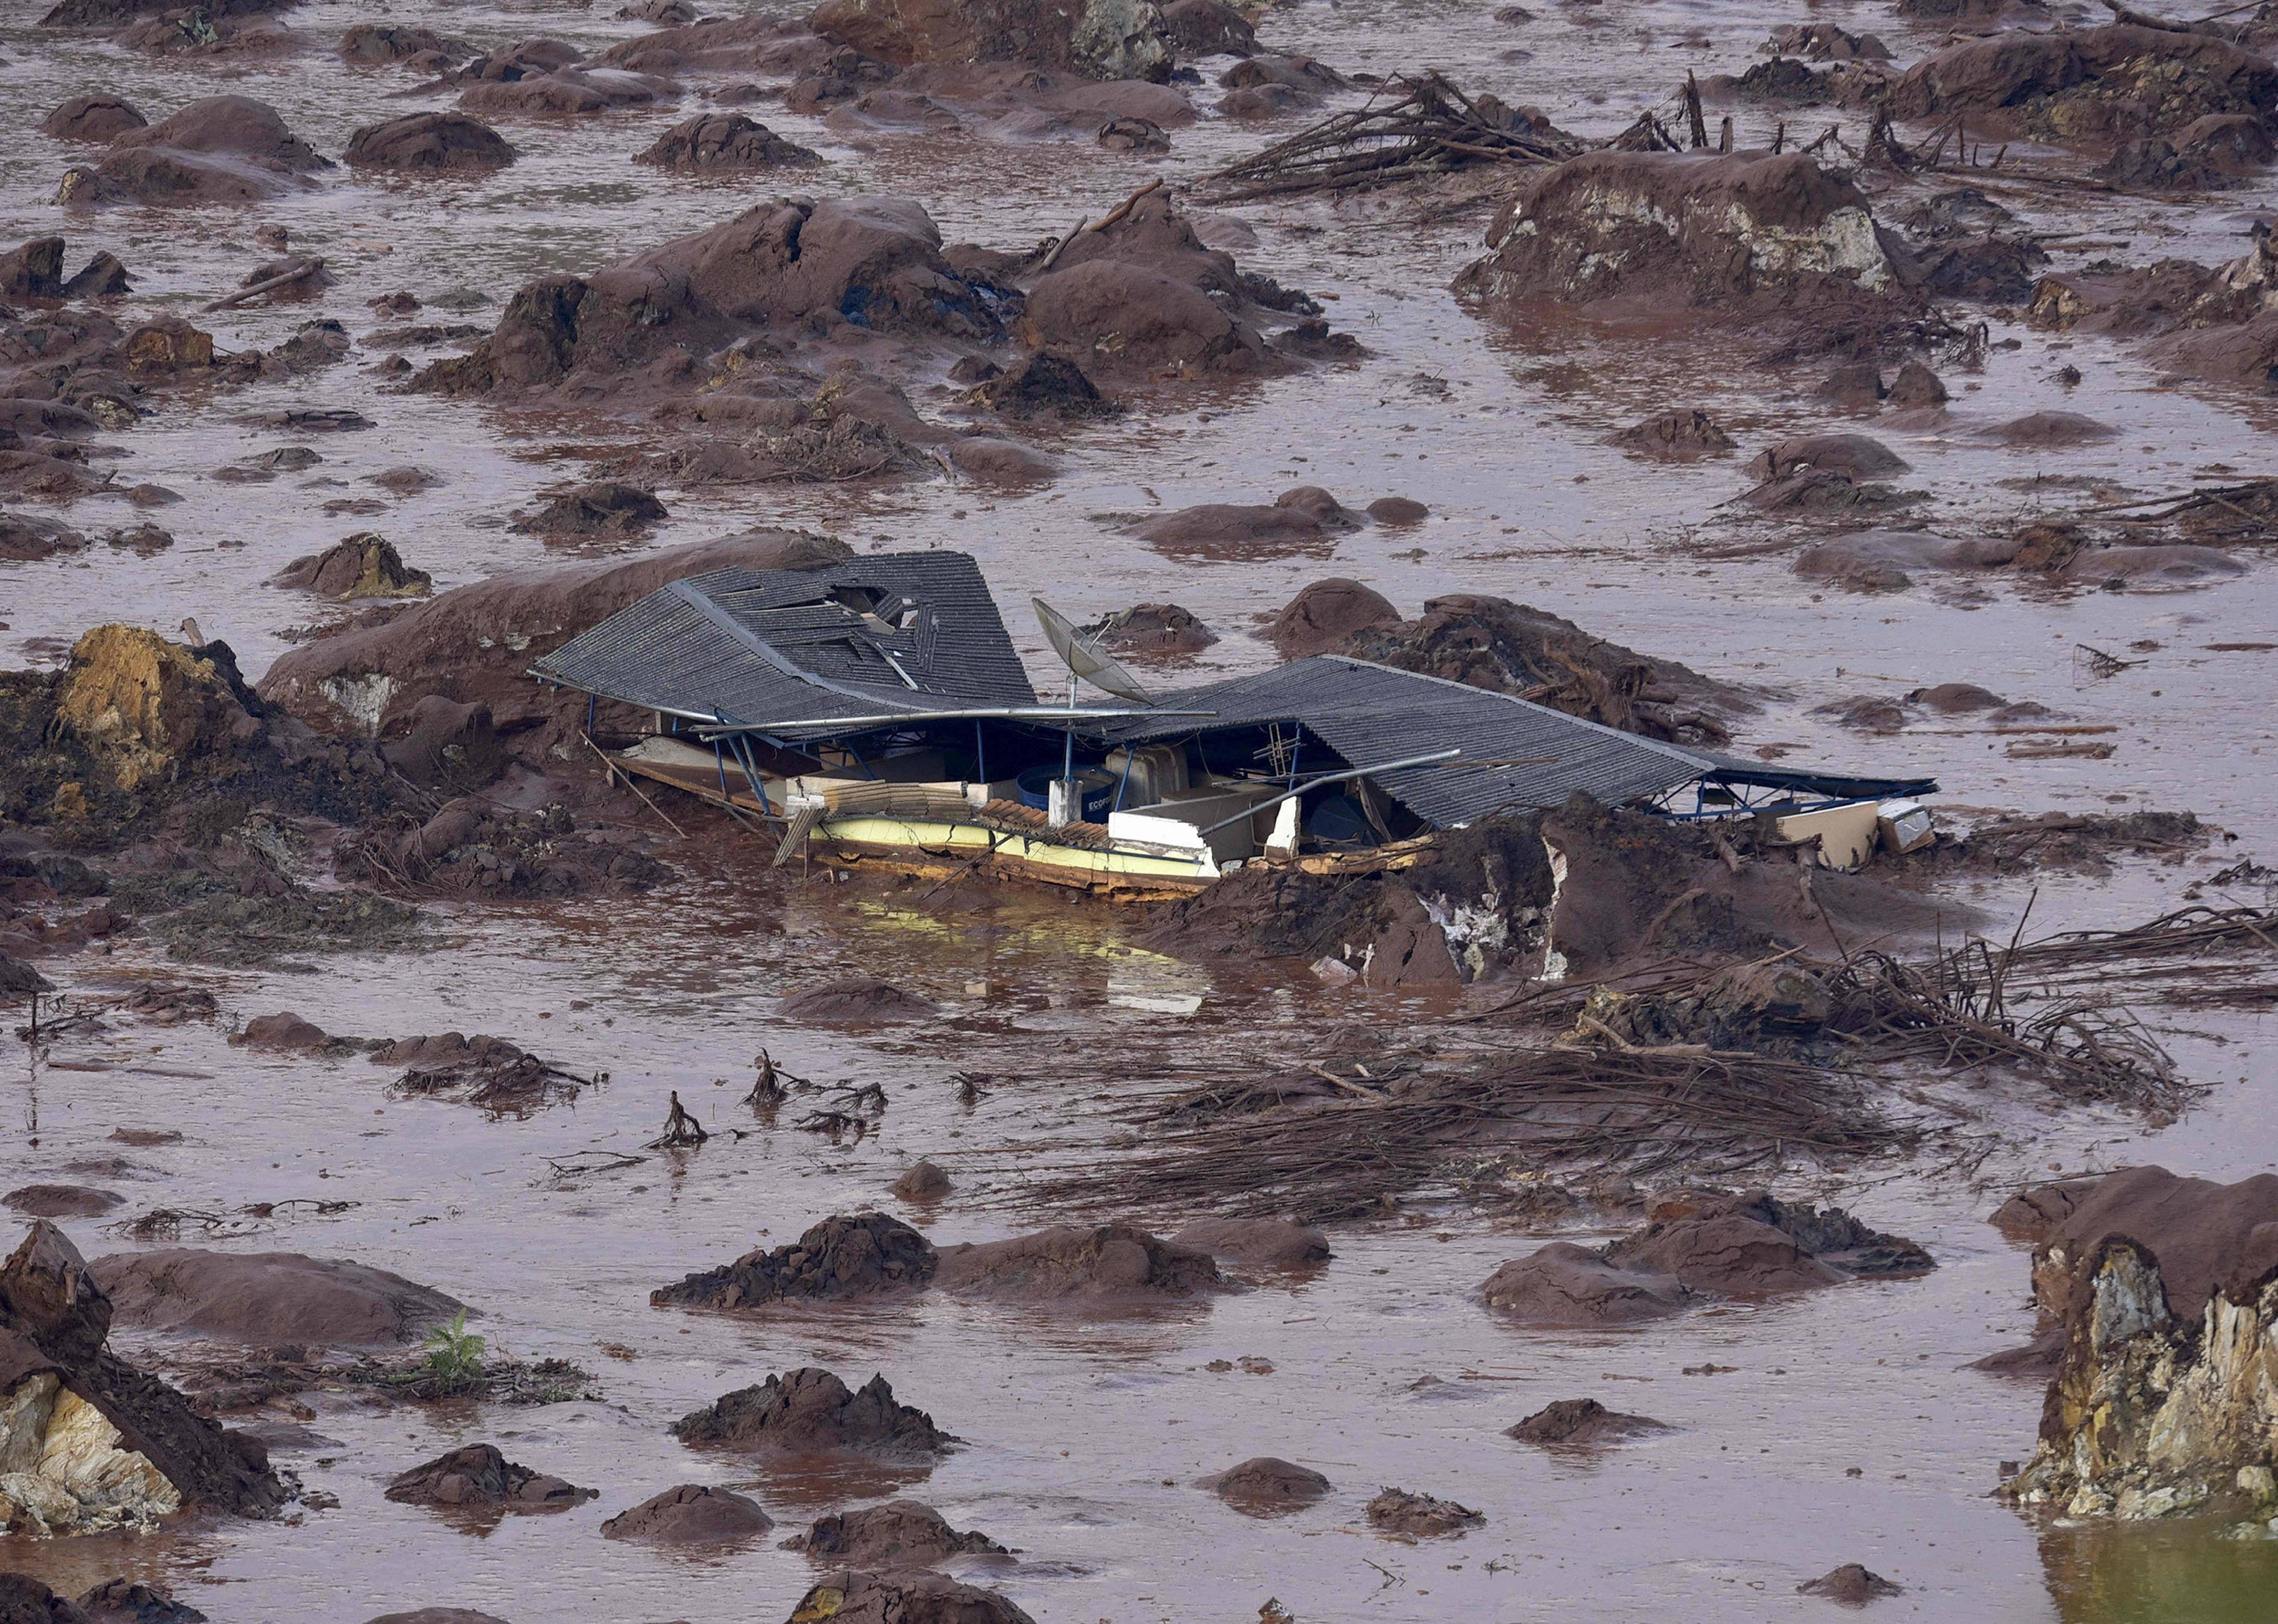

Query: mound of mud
left=810, top=0, right=1173, bottom=81
left=258, top=529, right=846, bottom=761
left=1799, top=1565, right=1903, bottom=1603
left=1169, top=1218, right=1328, bottom=1267
left=671, top=1367, right=956, bottom=1457
left=1366, top=1487, right=1481, bottom=1537
left=790, top=1499, right=1006, bottom=1563
left=1087, top=603, right=1214, bottom=655
left=635, top=111, right=821, bottom=169
left=5, top=1185, right=123, bottom=1219
left=374, top=1030, right=595, bottom=1114
left=338, top=795, right=669, bottom=899
left=1505, top=1397, right=1668, bottom=1447
left=89, top=1248, right=463, bottom=1347
left=1457, top=152, right=1917, bottom=346
left=384, top=1443, right=594, bottom=1512
left=0, top=1222, right=286, bottom=1532
left=601, top=1483, right=774, bottom=1544
left=344, top=112, right=516, bottom=171
left=894, top=1160, right=952, bottom=1201
left=513, top=482, right=667, bottom=538
left=61, top=95, right=328, bottom=207
left=779, top=976, right=938, bottom=1023
left=1134, top=487, right=1360, bottom=556
left=1887, top=25, right=2278, bottom=146
left=1483, top=1192, right=1929, bottom=1324
left=1336, top=595, right=1749, bottom=746
left=654, top=1212, right=940, bottom=1308
left=76, top=1578, right=207, bottom=1623
left=275, top=533, right=431, bottom=599
left=786, top=1571, right=1034, bottom=1624
left=1201, top=1456, right=1330, bottom=1514
left=933, top=1223, right=1222, bottom=1300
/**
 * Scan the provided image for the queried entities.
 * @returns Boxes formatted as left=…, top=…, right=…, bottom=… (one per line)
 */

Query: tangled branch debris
left=647, top=1090, right=709, bottom=1148
left=1202, top=71, right=1586, bottom=200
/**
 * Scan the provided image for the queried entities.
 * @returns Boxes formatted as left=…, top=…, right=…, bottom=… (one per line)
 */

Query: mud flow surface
left=5, top=0, right=2278, bottom=1619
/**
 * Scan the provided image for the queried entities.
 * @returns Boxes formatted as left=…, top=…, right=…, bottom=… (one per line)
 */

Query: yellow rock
left=53, top=625, right=235, bottom=793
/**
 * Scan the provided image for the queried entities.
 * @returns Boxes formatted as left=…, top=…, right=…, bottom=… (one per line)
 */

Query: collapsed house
left=531, top=551, right=1933, bottom=900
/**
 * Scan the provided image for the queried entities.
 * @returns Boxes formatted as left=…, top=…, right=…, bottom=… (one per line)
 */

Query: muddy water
left=6, top=0, right=2278, bottom=1618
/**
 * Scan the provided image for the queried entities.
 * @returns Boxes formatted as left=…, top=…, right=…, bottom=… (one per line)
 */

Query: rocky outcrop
left=785, top=1571, right=1034, bottom=1624
left=1200, top=1456, right=1330, bottom=1514
left=2002, top=1166, right=2278, bottom=1519
left=810, top=0, right=1173, bottom=81
left=0, top=1222, right=285, bottom=1534
left=1886, top=25, right=2278, bottom=146
left=653, top=1213, right=940, bottom=1309
left=40, top=95, right=148, bottom=141
left=671, top=1368, right=956, bottom=1457
left=601, top=1482, right=774, bottom=1544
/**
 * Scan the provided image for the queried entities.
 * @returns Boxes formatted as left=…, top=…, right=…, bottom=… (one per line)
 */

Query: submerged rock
left=90, top=1248, right=463, bottom=1347
left=1201, top=1456, right=1330, bottom=1515
left=1484, top=1193, right=1929, bottom=1325
left=790, top=1499, right=1006, bottom=1564
left=783, top=1570, right=1034, bottom=1624
left=779, top=977, right=938, bottom=1023
left=672, top=1367, right=956, bottom=1457
left=62, top=95, right=327, bottom=207
left=634, top=111, right=821, bottom=169
left=893, top=1160, right=953, bottom=1201
left=1365, top=1486, right=1482, bottom=1537
left=933, top=1223, right=1222, bottom=1301
left=653, top=1212, right=940, bottom=1308
left=602, top=1483, right=773, bottom=1545
left=40, top=95, right=148, bottom=142
left=344, top=112, right=516, bottom=172
left=1505, top=1397, right=1668, bottom=1447
left=384, top=1443, right=594, bottom=1512
left=1170, top=1218, right=1328, bottom=1268
left=1612, top=407, right=1735, bottom=459
left=1799, top=1564, right=1903, bottom=1603
left=1266, top=578, right=1401, bottom=658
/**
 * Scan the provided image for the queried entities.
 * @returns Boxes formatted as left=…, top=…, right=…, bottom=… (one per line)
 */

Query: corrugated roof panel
left=1111, top=656, right=1717, bottom=826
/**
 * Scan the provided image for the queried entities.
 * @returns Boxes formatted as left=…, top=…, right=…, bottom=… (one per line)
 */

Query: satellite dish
left=1033, top=597, right=1152, bottom=705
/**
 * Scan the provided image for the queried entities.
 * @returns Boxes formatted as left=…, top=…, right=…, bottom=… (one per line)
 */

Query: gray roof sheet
left=1109, top=656, right=1718, bottom=826
left=530, top=550, right=1036, bottom=731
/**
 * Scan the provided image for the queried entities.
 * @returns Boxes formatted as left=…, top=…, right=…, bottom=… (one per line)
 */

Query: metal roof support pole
left=1111, top=746, right=1136, bottom=815
left=974, top=720, right=986, bottom=787
left=713, top=739, right=730, bottom=803
left=730, top=733, right=773, bottom=817
left=1288, top=727, right=1303, bottom=790
left=586, top=693, right=596, bottom=735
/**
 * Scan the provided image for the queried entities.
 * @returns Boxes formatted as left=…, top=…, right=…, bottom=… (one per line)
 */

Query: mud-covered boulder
left=257, top=528, right=847, bottom=757
left=654, top=1213, right=940, bottom=1309
left=344, top=112, right=516, bottom=171
left=0, top=239, right=65, bottom=301
left=1162, top=0, right=1253, bottom=55
left=40, top=95, right=148, bottom=142
left=1457, top=151, right=1910, bottom=337
left=1200, top=1456, right=1329, bottom=1514
left=1481, top=1241, right=1692, bottom=1325
left=634, top=112, right=821, bottom=169
left=933, top=1224, right=1222, bottom=1300
left=0, top=1222, right=287, bottom=1530
left=74, top=1579, right=206, bottom=1623
left=275, top=533, right=432, bottom=598
left=384, top=1444, right=593, bottom=1512
left=672, top=1368, right=956, bottom=1457
left=893, top=1160, right=953, bottom=1201
left=50, top=627, right=256, bottom=795
left=1265, top=578, right=1399, bottom=658
left=601, top=1483, right=774, bottom=1544
left=1505, top=1397, right=1668, bottom=1447
left=810, top=0, right=1173, bottom=81
left=790, top=1499, right=1006, bottom=1564
left=89, top=1248, right=463, bottom=1347
left=60, top=95, right=326, bottom=206
left=459, top=68, right=676, bottom=116
left=341, top=23, right=454, bottom=63
left=1086, top=603, right=1213, bottom=656
left=40, top=0, right=291, bottom=26
left=1170, top=1218, right=1328, bottom=1268
left=784, top=1571, right=1034, bottom=1624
